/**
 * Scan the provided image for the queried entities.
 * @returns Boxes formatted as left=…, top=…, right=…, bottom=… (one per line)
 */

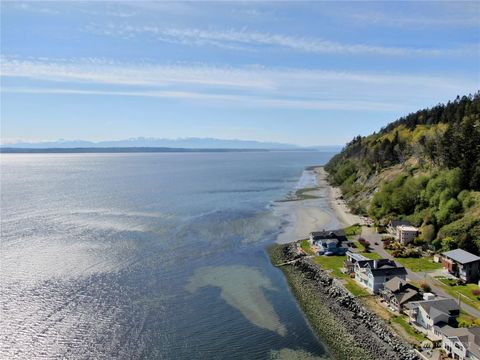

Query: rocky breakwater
left=271, top=243, right=419, bottom=360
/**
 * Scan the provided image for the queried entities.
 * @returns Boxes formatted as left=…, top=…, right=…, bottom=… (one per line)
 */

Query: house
left=343, top=251, right=368, bottom=274
left=354, top=259, right=407, bottom=293
left=396, top=225, right=419, bottom=245
left=405, top=298, right=460, bottom=340
left=442, top=249, right=480, bottom=283
left=387, top=219, right=412, bottom=236
left=308, top=230, right=347, bottom=245
left=435, top=325, right=480, bottom=360
left=314, top=238, right=349, bottom=256
left=380, top=277, right=422, bottom=313
left=309, top=230, right=350, bottom=256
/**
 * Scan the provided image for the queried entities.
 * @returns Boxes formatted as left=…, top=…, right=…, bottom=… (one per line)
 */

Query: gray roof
left=395, top=288, right=420, bottom=305
left=347, top=251, right=368, bottom=262
left=384, top=277, right=408, bottom=292
left=409, top=298, right=460, bottom=318
left=442, top=249, right=480, bottom=264
left=389, top=220, right=412, bottom=228
left=438, top=325, right=480, bottom=359
left=357, top=259, right=407, bottom=277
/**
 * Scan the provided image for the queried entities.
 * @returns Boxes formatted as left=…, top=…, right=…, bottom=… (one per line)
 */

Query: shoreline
left=268, top=166, right=418, bottom=360
left=274, top=166, right=362, bottom=244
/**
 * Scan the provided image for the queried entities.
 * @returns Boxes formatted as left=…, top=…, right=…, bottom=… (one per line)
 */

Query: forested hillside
left=325, top=93, right=480, bottom=254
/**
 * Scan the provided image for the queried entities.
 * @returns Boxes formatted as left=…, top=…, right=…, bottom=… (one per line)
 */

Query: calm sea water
left=1, top=151, right=335, bottom=359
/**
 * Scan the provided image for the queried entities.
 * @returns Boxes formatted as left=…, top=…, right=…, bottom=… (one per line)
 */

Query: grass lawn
left=393, top=256, right=442, bottom=272
left=435, top=277, right=480, bottom=312
left=391, top=315, right=427, bottom=344
left=313, top=255, right=370, bottom=297
left=344, top=224, right=362, bottom=239
left=352, top=240, right=382, bottom=259
left=299, top=239, right=315, bottom=255
left=458, top=310, right=480, bottom=327
left=361, top=251, right=383, bottom=260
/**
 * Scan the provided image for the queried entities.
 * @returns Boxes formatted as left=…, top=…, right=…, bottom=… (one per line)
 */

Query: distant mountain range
left=1, top=137, right=341, bottom=152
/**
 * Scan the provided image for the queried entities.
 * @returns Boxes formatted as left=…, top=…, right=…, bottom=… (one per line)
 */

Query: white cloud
left=87, top=25, right=470, bottom=57
left=2, top=56, right=478, bottom=112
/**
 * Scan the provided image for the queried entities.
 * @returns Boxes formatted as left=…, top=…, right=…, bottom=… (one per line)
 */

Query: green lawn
left=391, top=315, right=427, bottom=343
left=393, top=256, right=442, bottom=272
left=344, top=224, right=362, bottom=239
left=299, top=239, right=315, bottom=255
left=435, top=277, right=480, bottom=311
left=458, top=310, right=480, bottom=327
left=313, top=255, right=370, bottom=297
left=361, top=251, right=383, bottom=260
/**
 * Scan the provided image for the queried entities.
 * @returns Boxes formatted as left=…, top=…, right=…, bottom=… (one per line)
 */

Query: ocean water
left=1, top=151, right=336, bottom=359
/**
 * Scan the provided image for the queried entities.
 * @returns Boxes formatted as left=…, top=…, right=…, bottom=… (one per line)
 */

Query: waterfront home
left=315, top=239, right=349, bottom=256
left=308, top=230, right=347, bottom=245
left=380, top=277, right=421, bottom=313
left=405, top=298, right=460, bottom=340
left=343, top=251, right=368, bottom=274
left=354, top=259, right=407, bottom=293
left=435, top=325, right=480, bottom=360
left=442, top=249, right=480, bottom=283
left=309, top=230, right=350, bottom=256
left=396, top=225, right=419, bottom=245
left=387, top=219, right=412, bottom=236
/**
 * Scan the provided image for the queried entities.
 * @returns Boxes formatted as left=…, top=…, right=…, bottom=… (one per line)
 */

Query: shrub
left=420, top=282, right=431, bottom=293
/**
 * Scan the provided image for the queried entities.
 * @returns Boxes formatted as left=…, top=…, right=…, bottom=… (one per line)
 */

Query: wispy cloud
left=87, top=25, right=469, bottom=57
left=2, top=56, right=478, bottom=112
left=2, top=87, right=406, bottom=112
left=13, top=2, right=59, bottom=15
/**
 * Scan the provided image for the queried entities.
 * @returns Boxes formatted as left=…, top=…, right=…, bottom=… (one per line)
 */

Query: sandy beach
left=275, top=166, right=363, bottom=244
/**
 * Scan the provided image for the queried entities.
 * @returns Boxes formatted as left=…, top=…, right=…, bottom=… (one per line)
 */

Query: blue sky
left=1, top=1, right=479, bottom=146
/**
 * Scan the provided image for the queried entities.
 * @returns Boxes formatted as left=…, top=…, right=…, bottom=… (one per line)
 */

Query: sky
left=1, top=1, right=479, bottom=147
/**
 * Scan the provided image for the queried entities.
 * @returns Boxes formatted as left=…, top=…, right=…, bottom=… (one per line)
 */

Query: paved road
left=359, top=228, right=480, bottom=319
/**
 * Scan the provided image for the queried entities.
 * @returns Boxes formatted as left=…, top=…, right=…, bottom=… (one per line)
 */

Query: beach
left=275, top=166, right=363, bottom=243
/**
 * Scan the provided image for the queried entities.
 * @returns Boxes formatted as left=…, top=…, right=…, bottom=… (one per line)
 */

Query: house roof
left=442, top=249, right=480, bottom=264
left=389, top=220, right=411, bottom=228
left=407, top=298, right=460, bottom=318
left=384, top=277, right=408, bottom=292
left=310, top=230, right=348, bottom=243
left=395, top=288, right=420, bottom=305
left=438, top=325, right=480, bottom=359
left=397, top=225, right=418, bottom=232
left=357, top=259, right=407, bottom=277
left=347, top=251, right=368, bottom=262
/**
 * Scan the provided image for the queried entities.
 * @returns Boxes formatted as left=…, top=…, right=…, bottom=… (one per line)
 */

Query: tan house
left=396, top=225, right=418, bottom=245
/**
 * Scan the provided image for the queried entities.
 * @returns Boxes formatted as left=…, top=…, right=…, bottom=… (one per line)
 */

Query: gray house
left=435, top=325, right=480, bottom=360
left=380, top=277, right=421, bottom=313
left=354, top=259, right=407, bottom=293
left=442, top=249, right=480, bottom=283
left=405, top=298, right=460, bottom=340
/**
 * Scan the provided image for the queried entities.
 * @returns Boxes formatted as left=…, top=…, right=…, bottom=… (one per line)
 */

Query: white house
left=405, top=298, right=460, bottom=340
left=396, top=225, right=419, bottom=245
left=354, top=259, right=407, bottom=293
left=435, top=325, right=480, bottom=360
